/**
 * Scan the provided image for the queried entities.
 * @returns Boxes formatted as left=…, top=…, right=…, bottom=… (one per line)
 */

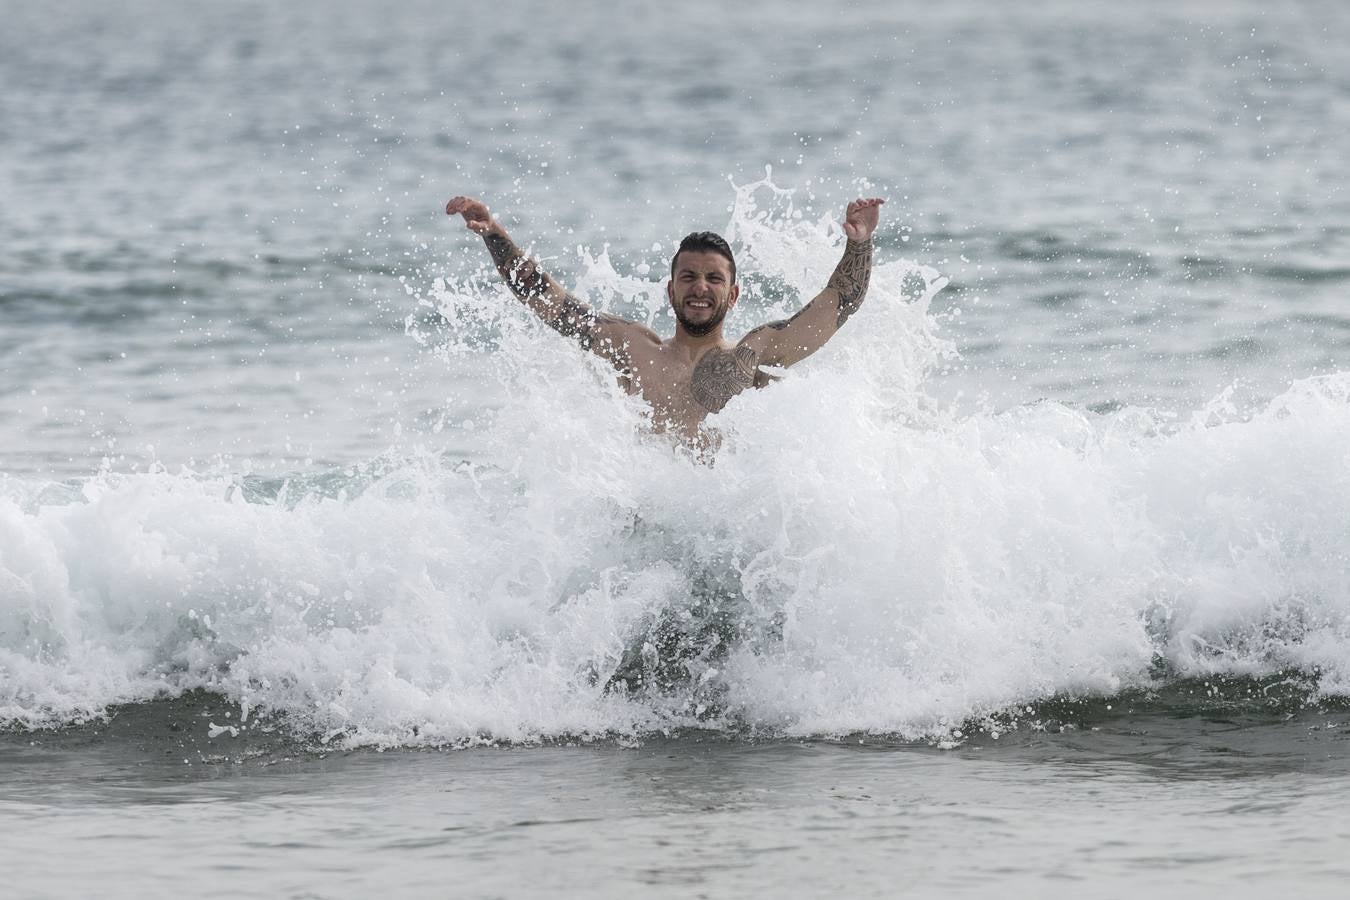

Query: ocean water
left=3, top=0, right=1349, bottom=896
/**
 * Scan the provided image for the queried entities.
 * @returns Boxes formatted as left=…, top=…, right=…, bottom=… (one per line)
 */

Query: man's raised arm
left=738, top=197, right=884, bottom=368
left=445, top=195, right=637, bottom=361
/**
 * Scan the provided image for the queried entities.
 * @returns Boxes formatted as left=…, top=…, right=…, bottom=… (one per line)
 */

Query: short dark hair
left=670, top=232, right=736, bottom=281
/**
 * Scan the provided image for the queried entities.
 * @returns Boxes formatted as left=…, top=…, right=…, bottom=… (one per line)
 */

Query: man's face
left=667, top=250, right=739, bottom=337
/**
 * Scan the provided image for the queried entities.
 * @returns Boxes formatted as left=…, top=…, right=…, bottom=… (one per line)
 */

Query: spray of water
left=3, top=176, right=1349, bottom=746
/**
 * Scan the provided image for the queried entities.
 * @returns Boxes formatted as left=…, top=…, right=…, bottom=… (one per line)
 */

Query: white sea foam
left=3, top=180, right=1348, bottom=745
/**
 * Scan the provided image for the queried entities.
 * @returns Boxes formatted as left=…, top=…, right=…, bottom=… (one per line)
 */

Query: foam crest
left=3, top=180, right=1349, bottom=745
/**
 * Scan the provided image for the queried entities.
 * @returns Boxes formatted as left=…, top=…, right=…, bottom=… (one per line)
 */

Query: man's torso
left=616, top=331, right=769, bottom=439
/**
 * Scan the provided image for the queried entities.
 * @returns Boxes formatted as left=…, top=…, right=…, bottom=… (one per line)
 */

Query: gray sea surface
left=3, top=0, right=1349, bottom=896
left=5, top=695, right=1350, bottom=899
left=3, top=0, right=1345, bottom=476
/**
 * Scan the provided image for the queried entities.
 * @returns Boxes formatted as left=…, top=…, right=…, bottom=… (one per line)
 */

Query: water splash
left=3, top=179, right=1349, bottom=747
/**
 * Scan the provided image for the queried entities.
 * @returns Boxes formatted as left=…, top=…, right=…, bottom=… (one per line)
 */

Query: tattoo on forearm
left=484, top=232, right=622, bottom=353
left=484, top=233, right=549, bottom=299
left=830, top=238, right=873, bottom=328
left=690, top=345, right=757, bottom=413
left=483, top=232, right=518, bottom=269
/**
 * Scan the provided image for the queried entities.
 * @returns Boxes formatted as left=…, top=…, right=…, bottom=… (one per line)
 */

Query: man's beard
left=675, top=302, right=728, bottom=337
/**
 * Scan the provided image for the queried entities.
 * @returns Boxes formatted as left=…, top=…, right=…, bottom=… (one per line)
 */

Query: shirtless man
left=444, top=195, right=884, bottom=445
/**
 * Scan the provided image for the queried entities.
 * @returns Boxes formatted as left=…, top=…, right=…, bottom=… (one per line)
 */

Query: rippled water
left=6, top=692, right=1350, bottom=899
left=3, top=0, right=1346, bottom=475
left=3, top=0, right=1349, bottom=896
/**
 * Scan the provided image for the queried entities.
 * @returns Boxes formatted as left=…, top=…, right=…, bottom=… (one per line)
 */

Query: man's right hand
left=445, top=196, right=502, bottom=236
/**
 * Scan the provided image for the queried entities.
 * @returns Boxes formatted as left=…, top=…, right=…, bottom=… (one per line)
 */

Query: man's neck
left=670, top=326, right=728, bottom=354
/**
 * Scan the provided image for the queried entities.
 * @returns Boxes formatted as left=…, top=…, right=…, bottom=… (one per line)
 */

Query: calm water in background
left=3, top=0, right=1350, bottom=896
left=3, top=0, right=1345, bottom=476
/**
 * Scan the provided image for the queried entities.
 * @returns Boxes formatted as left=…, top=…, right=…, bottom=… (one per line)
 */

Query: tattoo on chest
left=830, top=237, right=873, bottom=328
left=690, top=345, right=757, bottom=413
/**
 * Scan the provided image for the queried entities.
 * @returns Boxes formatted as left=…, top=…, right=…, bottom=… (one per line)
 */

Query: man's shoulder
left=603, top=317, right=661, bottom=346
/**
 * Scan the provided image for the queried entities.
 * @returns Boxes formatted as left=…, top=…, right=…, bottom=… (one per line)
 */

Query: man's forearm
left=829, top=237, right=873, bottom=328
left=483, top=231, right=555, bottom=301
left=480, top=230, right=616, bottom=351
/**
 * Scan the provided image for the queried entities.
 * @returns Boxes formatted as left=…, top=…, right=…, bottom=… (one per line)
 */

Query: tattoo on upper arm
left=553, top=293, right=592, bottom=339
left=830, top=237, right=873, bottom=328
left=690, top=345, right=757, bottom=413
left=742, top=306, right=808, bottom=347
left=555, top=294, right=624, bottom=351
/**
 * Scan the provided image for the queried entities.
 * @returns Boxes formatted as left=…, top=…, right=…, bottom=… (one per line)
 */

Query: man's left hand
left=842, top=197, right=885, bottom=242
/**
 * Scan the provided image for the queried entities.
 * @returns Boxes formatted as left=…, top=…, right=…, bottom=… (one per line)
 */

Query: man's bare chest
left=625, top=344, right=760, bottom=418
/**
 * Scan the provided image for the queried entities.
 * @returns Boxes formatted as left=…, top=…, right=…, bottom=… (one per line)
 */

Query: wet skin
left=444, top=195, right=883, bottom=448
